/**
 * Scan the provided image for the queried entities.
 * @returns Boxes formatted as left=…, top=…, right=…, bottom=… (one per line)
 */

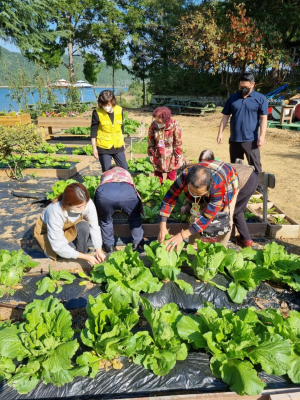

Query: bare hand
left=158, top=226, right=169, bottom=243
left=95, top=248, right=106, bottom=263
left=257, top=137, right=264, bottom=147
left=164, top=233, right=184, bottom=252
left=93, top=147, right=99, bottom=160
left=217, top=133, right=222, bottom=144
left=86, top=255, right=101, bottom=266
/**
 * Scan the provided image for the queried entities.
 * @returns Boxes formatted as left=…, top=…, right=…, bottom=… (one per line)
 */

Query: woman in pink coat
left=147, top=107, right=184, bottom=184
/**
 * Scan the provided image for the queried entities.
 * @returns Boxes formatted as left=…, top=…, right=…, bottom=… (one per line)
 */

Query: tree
left=24, top=40, right=64, bottom=87
left=0, top=0, right=59, bottom=53
left=83, top=53, right=103, bottom=86
left=219, top=0, right=300, bottom=83
left=93, top=0, right=127, bottom=92
left=52, top=0, right=98, bottom=85
left=125, top=0, right=196, bottom=95
left=221, top=0, right=300, bottom=51
left=173, top=2, right=290, bottom=96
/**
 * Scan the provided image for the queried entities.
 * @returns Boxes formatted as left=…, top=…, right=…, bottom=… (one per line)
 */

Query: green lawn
left=132, top=138, right=148, bottom=154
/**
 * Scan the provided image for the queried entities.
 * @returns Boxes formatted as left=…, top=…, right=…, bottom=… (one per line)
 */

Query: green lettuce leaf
left=145, top=239, right=193, bottom=294
left=220, top=359, right=266, bottom=396
left=248, top=333, right=292, bottom=375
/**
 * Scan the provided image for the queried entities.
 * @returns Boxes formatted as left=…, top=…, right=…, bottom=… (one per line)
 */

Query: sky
left=0, top=40, right=20, bottom=53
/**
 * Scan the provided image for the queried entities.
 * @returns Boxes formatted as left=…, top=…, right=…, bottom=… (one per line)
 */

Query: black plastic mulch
left=0, top=351, right=298, bottom=400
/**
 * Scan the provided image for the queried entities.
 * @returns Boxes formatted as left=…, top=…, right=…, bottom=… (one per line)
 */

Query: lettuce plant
left=145, top=236, right=193, bottom=294
left=141, top=205, right=160, bottom=223
left=185, top=240, right=227, bottom=291
left=46, top=179, right=78, bottom=200
left=35, top=266, right=76, bottom=295
left=0, top=296, right=87, bottom=394
left=80, top=244, right=162, bottom=307
left=133, top=174, right=161, bottom=203
left=127, top=157, right=154, bottom=173
left=177, top=302, right=300, bottom=396
left=124, top=298, right=188, bottom=376
left=78, top=293, right=139, bottom=377
left=0, top=250, right=39, bottom=297
left=184, top=240, right=300, bottom=304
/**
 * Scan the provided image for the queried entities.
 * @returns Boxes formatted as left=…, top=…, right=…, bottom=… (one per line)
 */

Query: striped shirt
left=160, top=161, right=239, bottom=234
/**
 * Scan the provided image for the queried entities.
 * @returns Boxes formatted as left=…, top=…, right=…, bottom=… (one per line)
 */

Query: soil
left=126, top=108, right=300, bottom=235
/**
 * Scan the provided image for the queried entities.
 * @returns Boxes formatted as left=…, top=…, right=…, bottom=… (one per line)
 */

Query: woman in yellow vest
left=91, top=90, right=128, bottom=172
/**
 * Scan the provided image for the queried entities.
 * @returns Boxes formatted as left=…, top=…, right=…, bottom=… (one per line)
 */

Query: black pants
left=229, top=140, right=262, bottom=191
left=69, top=221, right=90, bottom=253
left=94, top=182, right=143, bottom=247
left=233, top=171, right=259, bottom=241
left=98, top=150, right=128, bottom=172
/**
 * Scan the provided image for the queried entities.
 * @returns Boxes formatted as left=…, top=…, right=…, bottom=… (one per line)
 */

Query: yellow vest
left=96, top=105, right=124, bottom=149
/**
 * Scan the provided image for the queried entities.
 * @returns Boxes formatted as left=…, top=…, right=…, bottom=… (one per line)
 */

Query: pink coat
left=147, top=119, right=184, bottom=173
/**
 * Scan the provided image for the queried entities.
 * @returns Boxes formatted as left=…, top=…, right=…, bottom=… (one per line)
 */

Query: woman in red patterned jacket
left=147, top=107, right=184, bottom=184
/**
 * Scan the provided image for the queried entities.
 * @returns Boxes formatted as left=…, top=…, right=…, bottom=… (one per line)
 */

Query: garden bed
left=37, top=116, right=92, bottom=138
left=0, top=113, right=31, bottom=126
left=0, top=154, right=92, bottom=178
left=248, top=202, right=300, bottom=238
left=243, top=208, right=267, bottom=237
left=114, top=221, right=190, bottom=237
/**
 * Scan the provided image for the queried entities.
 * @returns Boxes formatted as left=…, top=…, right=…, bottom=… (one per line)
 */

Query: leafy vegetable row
left=127, top=157, right=154, bottom=173
left=1, top=293, right=300, bottom=396
left=45, top=174, right=179, bottom=223
left=0, top=154, right=80, bottom=170
left=46, top=175, right=101, bottom=200
left=184, top=240, right=300, bottom=303
left=123, top=112, right=141, bottom=136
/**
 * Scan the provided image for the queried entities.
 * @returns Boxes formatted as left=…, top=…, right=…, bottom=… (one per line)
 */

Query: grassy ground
left=132, top=138, right=148, bottom=154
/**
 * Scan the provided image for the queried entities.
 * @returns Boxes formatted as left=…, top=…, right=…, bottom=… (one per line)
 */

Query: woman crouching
left=34, top=183, right=106, bottom=265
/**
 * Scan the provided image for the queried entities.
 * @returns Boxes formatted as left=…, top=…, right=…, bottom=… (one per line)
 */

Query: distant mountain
left=0, top=46, right=132, bottom=87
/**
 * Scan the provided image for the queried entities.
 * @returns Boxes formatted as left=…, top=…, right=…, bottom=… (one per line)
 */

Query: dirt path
left=128, top=108, right=300, bottom=226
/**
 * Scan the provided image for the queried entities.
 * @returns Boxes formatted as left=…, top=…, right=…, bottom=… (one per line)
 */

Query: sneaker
left=236, top=236, right=253, bottom=248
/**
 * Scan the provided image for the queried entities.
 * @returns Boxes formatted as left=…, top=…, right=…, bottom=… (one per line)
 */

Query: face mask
left=103, top=105, right=112, bottom=112
left=188, top=189, right=208, bottom=198
left=69, top=204, right=86, bottom=213
left=157, top=123, right=165, bottom=129
left=239, top=87, right=251, bottom=95
left=188, top=190, right=201, bottom=199
left=69, top=208, right=81, bottom=213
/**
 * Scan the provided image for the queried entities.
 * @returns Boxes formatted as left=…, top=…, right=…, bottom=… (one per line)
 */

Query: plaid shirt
left=160, top=161, right=239, bottom=234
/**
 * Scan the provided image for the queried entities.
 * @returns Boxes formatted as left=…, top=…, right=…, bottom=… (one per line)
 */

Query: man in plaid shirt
left=158, top=160, right=239, bottom=250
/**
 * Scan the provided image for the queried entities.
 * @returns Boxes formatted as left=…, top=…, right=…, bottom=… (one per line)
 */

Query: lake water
left=0, top=87, right=128, bottom=111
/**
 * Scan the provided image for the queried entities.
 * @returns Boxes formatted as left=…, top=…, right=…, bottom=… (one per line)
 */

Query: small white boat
left=51, top=79, right=71, bottom=87
left=73, top=80, right=93, bottom=88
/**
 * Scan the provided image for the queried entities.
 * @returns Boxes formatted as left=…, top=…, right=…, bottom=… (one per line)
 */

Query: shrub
left=0, top=124, right=43, bottom=179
